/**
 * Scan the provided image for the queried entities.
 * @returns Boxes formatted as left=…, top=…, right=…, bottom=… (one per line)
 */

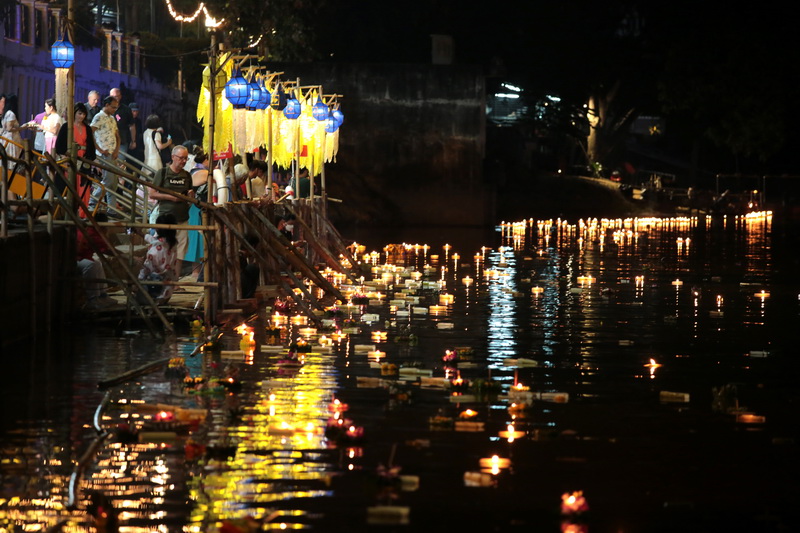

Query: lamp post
left=51, top=0, right=76, bottom=216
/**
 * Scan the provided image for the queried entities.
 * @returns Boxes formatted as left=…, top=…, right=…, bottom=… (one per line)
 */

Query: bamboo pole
left=283, top=203, right=358, bottom=282
left=242, top=203, right=344, bottom=301
left=24, top=142, right=37, bottom=339
left=66, top=0, right=76, bottom=217
left=38, top=154, right=171, bottom=334
left=224, top=206, right=319, bottom=307
left=209, top=207, right=322, bottom=325
left=205, top=35, right=216, bottom=328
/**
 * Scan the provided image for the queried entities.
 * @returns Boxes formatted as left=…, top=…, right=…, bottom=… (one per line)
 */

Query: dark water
left=2, top=212, right=799, bottom=532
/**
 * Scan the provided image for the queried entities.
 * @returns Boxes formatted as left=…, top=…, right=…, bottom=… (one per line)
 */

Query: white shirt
left=91, top=109, right=118, bottom=154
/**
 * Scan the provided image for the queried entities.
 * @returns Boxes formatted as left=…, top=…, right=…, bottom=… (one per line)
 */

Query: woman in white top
left=143, top=114, right=173, bottom=175
left=0, top=93, right=23, bottom=159
left=41, top=98, right=62, bottom=155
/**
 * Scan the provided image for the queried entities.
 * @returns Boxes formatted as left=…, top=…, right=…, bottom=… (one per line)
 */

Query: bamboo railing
left=1, top=141, right=353, bottom=335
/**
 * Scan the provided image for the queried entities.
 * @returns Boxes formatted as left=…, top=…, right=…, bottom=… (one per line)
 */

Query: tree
left=658, top=6, right=794, bottom=175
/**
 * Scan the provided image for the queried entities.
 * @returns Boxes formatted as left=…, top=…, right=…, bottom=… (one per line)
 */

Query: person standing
left=149, top=145, right=193, bottom=264
left=184, top=147, right=208, bottom=276
left=25, top=109, right=47, bottom=153
left=247, top=160, right=270, bottom=197
left=0, top=93, right=23, bottom=159
left=143, top=114, right=172, bottom=174
left=90, top=96, right=120, bottom=213
left=85, top=90, right=101, bottom=124
left=291, top=167, right=311, bottom=199
left=109, top=88, right=136, bottom=159
left=41, top=98, right=63, bottom=155
left=129, top=102, right=145, bottom=168
left=55, top=102, right=96, bottom=203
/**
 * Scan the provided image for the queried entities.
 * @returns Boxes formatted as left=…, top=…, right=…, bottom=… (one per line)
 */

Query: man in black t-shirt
left=85, top=90, right=101, bottom=124
left=150, top=145, right=193, bottom=261
left=110, top=87, right=136, bottom=158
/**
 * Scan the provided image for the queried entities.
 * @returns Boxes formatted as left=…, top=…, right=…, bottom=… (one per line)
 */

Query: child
left=138, top=213, right=179, bottom=305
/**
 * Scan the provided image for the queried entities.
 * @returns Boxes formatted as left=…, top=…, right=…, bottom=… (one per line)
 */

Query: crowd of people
left=3, top=88, right=316, bottom=311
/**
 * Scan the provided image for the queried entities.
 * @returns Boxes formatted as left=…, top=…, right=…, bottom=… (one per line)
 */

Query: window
left=3, top=5, right=18, bottom=41
left=111, top=35, right=119, bottom=71
left=20, top=3, right=31, bottom=44
left=34, top=8, right=44, bottom=48
left=48, top=11, right=59, bottom=47
left=120, top=37, right=127, bottom=73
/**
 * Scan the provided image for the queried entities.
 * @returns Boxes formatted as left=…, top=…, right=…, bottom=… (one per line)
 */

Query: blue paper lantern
left=312, top=97, right=329, bottom=121
left=225, top=69, right=249, bottom=108
left=324, top=115, right=339, bottom=133
left=245, top=79, right=261, bottom=110
left=51, top=38, right=75, bottom=69
left=332, top=108, right=344, bottom=127
left=256, top=79, right=270, bottom=110
left=284, top=97, right=301, bottom=119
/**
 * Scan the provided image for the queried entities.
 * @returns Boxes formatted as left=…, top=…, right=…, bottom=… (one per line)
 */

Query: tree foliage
left=658, top=7, right=793, bottom=168
left=203, top=0, right=326, bottom=61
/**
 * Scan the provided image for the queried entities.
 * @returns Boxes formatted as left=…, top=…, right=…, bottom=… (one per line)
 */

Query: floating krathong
left=479, top=455, right=511, bottom=475
left=498, top=424, right=525, bottom=442
left=561, top=491, right=589, bottom=515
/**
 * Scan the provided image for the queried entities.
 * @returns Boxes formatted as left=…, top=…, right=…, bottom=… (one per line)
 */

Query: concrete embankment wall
left=268, top=62, right=490, bottom=227
left=0, top=227, right=72, bottom=350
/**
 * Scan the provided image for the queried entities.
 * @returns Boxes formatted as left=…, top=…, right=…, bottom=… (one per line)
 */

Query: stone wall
left=0, top=227, right=72, bottom=350
left=268, top=63, right=491, bottom=227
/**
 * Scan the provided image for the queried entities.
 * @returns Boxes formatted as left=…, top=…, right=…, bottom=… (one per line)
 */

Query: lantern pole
left=321, top=129, right=327, bottom=218
left=266, top=73, right=273, bottom=198
left=202, top=28, right=218, bottom=328
left=291, top=78, right=300, bottom=203
left=66, top=0, right=76, bottom=215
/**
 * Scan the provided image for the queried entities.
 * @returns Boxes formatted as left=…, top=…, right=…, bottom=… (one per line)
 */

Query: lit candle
left=498, top=424, right=524, bottom=442
left=561, top=491, right=589, bottom=515
left=298, top=327, right=317, bottom=338
left=644, top=358, right=661, bottom=379
left=368, top=350, right=385, bottom=360
left=479, top=455, right=511, bottom=475
left=429, top=305, right=447, bottom=316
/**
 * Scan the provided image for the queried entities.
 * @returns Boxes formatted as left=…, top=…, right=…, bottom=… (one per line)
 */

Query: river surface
left=2, top=212, right=799, bottom=532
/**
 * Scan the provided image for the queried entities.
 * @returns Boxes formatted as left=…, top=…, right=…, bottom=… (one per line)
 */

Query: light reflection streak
left=486, top=248, right=518, bottom=366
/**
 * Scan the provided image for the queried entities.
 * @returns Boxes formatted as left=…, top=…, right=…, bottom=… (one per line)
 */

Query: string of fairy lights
left=163, top=0, right=224, bottom=28
left=163, top=0, right=266, bottom=48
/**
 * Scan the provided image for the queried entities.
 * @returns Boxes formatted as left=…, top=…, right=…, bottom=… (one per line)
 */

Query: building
left=1, top=0, right=188, bottom=139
